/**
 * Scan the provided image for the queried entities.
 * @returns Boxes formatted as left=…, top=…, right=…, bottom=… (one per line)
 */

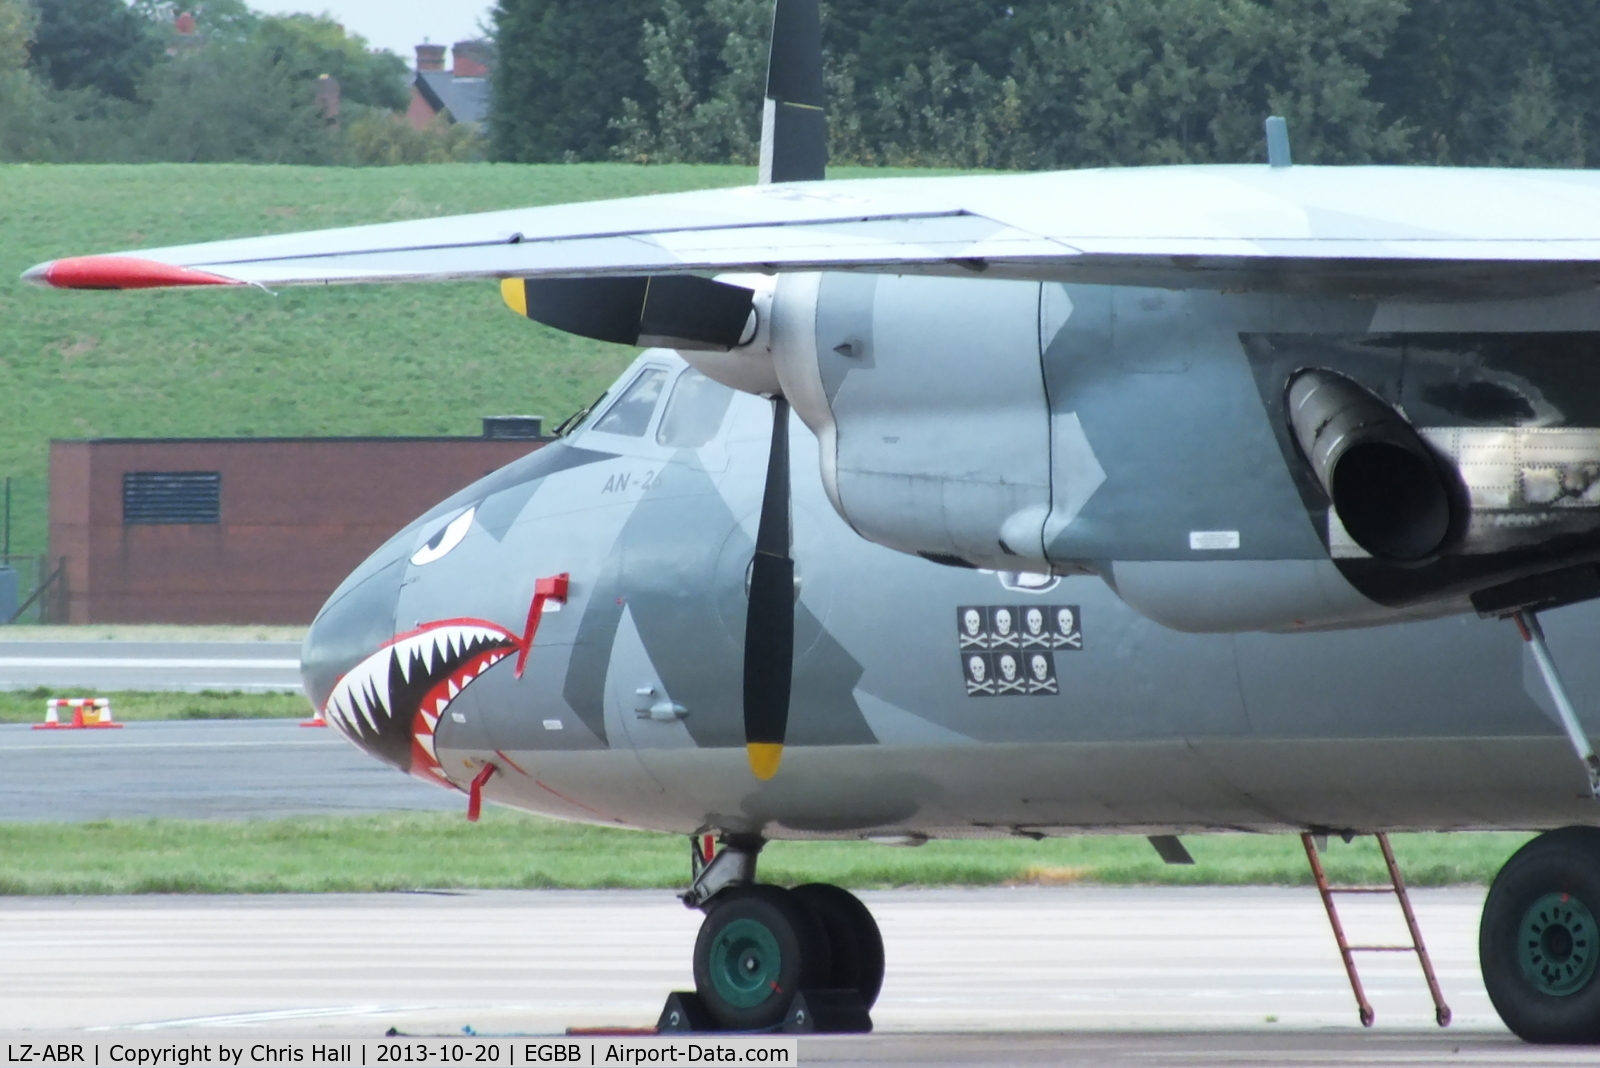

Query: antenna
left=1265, top=116, right=1292, bottom=168
left=758, top=0, right=826, bottom=184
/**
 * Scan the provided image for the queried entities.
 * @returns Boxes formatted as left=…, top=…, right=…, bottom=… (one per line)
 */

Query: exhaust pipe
left=1286, top=370, right=1456, bottom=562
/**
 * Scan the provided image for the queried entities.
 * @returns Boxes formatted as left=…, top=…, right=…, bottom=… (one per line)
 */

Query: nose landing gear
left=659, top=833, right=882, bottom=1033
left=1481, top=826, right=1600, bottom=1044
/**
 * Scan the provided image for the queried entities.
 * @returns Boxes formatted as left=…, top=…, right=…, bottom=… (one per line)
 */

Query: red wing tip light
left=21, top=256, right=242, bottom=290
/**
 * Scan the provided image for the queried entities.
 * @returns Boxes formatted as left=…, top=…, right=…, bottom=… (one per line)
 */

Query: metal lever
left=1513, top=610, right=1600, bottom=798
left=467, top=763, right=498, bottom=822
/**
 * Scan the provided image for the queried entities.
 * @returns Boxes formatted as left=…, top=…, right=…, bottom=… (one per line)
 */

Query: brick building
left=408, top=41, right=491, bottom=129
left=49, top=425, right=543, bottom=625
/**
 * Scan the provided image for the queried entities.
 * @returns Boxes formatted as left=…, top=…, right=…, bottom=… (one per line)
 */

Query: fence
left=1, top=554, right=67, bottom=625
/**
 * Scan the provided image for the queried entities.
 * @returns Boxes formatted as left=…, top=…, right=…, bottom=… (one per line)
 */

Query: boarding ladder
left=1300, top=832, right=1451, bottom=1027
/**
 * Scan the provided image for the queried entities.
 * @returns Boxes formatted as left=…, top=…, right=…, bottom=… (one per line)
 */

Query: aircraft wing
left=24, top=165, right=1600, bottom=299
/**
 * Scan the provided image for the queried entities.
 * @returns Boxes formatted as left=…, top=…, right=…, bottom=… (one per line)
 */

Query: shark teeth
left=320, top=621, right=519, bottom=744
left=322, top=644, right=392, bottom=736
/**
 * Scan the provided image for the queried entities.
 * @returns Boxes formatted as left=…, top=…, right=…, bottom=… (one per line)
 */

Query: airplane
left=22, top=0, right=1600, bottom=1045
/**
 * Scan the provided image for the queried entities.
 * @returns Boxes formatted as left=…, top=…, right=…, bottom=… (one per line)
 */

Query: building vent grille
left=483, top=415, right=544, bottom=440
left=122, top=471, right=221, bottom=525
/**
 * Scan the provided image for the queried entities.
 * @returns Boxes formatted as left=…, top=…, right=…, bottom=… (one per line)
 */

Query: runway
left=0, top=640, right=302, bottom=692
left=0, top=887, right=1575, bottom=1066
left=0, top=719, right=456, bottom=820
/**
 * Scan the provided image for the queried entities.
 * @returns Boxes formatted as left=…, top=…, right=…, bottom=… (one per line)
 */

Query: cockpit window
left=656, top=369, right=735, bottom=449
left=589, top=368, right=668, bottom=437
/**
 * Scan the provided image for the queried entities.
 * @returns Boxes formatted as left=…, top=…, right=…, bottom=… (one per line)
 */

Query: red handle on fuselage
left=515, top=573, right=570, bottom=678
left=467, top=764, right=498, bottom=822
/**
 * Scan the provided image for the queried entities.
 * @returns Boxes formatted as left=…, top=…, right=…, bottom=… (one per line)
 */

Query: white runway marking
left=0, top=640, right=303, bottom=692
left=0, top=739, right=335, bottom=751
left=0, top=657, right=301, bottom=670
left=101, top=1006, right=441, bottom=1030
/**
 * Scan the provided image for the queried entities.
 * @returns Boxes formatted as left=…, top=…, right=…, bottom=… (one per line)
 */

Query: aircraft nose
left=301, top=544, right=529, bottom=783
left=300, top=557, right=406, bottom=765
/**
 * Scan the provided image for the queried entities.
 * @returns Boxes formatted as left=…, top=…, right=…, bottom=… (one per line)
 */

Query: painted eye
left=410, top=508, right=475, bottom=566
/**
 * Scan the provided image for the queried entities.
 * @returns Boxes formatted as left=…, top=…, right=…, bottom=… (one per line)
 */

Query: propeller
left=743, top=397, right=794, bottom=780
left=503, top=0, right=827, bottom=782
left=741, top=0, right=824, bottom=780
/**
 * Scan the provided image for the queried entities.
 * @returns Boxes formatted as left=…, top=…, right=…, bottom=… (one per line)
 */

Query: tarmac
left=0, top=719, right=457, bottom=820
left=1, top=886, right=1578, bottom=1067
left=0, top=639, right=302, bottom=692
left=0, top=643, right=1583, bottom=1064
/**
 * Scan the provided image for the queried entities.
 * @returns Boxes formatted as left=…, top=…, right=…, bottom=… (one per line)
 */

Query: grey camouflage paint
left=303, top=276, right=1600, bottom=841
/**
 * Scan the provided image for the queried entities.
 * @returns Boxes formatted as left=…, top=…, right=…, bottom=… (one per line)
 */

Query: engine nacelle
left=683, top=272, right=1600, bottom=634
left=768, top=272, right=1054, bottom=573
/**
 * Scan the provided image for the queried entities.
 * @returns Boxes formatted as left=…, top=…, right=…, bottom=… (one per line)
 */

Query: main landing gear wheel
left=692, top=885, right=831, bottom=1030
left=790, top=883, right=885, bottom=1008
left=1480, top=826, right=1600, bottom=1044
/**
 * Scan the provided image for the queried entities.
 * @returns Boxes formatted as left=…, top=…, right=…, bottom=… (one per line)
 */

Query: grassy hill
left=0, top=162, right=783, bottom=567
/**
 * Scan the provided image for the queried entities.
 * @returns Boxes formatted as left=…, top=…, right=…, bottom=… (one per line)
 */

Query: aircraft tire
left=692, top=885, right=832, bottom=1030
left=790, top=883, right=885, bottom=1008
left=1480, top=826, right=1600, bottom=1044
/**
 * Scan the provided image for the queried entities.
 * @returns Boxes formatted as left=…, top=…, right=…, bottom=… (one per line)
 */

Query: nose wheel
left=693, top=885, right=831, bottom=1029
left=790, top=882, right=885, bottom=1008
left=660, top=835, right=879, bottom=1033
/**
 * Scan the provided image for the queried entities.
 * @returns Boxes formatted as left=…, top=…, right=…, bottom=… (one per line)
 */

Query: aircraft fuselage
left=301, top=330, right=1600, bottom=841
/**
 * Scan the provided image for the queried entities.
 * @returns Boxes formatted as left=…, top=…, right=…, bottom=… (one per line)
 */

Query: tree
left=1016, top=0, right=1411, bottom=168
left=0, top=0, right=32, bottom=72
left=252, top=14, right=409, bottom=111
left=1493, top=64, right=1584, bottom=168
left=343, top=106, right=485, bottom=165
left=611, top=0, right=768, bottom=164
left=132, top=0, right=261, bottom=45
left=491, top=0, right=660, bottom=161
left=135, top=36, right=335, bottom=163
left=822, top=0, right=1036, bottom=125
left=28, top=0, right=160, bottom=101
left=1369, top=0, right=1597, bottom=166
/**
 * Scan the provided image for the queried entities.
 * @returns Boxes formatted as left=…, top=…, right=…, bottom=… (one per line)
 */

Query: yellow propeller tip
left=500, top=277, right=527, bottom=317
left=746, top=743, right=783, bottom=781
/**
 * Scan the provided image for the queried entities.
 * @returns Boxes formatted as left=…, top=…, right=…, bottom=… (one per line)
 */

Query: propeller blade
left=500, top=275, right=755, bottom=351
left=744, top=397, right=794, bottom=780
left=760, top=0, right=827, bottom=184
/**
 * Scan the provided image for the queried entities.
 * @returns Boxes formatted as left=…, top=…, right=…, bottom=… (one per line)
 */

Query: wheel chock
left=781, top=989, right=872, bottom=1034
left=656, top=991, right=717, bottom=1033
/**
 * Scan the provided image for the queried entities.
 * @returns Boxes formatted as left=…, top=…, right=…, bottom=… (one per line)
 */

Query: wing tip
left=20, top=255, right=242, bottom=291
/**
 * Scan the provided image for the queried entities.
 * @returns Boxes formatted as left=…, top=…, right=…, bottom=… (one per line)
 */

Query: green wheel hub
left=1518, top=892, right=1598, bottom=996
left=707, top=917, right=783, bottom=1008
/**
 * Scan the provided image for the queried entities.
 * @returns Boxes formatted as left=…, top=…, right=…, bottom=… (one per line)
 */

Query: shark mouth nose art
left=319, top=574, right=569, bottom=786
left=322, top=620, right=521, bottom=784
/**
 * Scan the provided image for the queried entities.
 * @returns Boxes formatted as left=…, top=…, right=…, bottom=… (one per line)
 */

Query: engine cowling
left=765, top=272, right=1055, bottom=574
left=679, top=273, right=1600, bottom=634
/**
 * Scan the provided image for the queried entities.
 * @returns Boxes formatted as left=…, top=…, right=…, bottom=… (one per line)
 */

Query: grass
left=0, top=161, right=944, bottom=568
left=0, top=811, right=1530, bottom=895
left=0, top=686, right=307, bottom=723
